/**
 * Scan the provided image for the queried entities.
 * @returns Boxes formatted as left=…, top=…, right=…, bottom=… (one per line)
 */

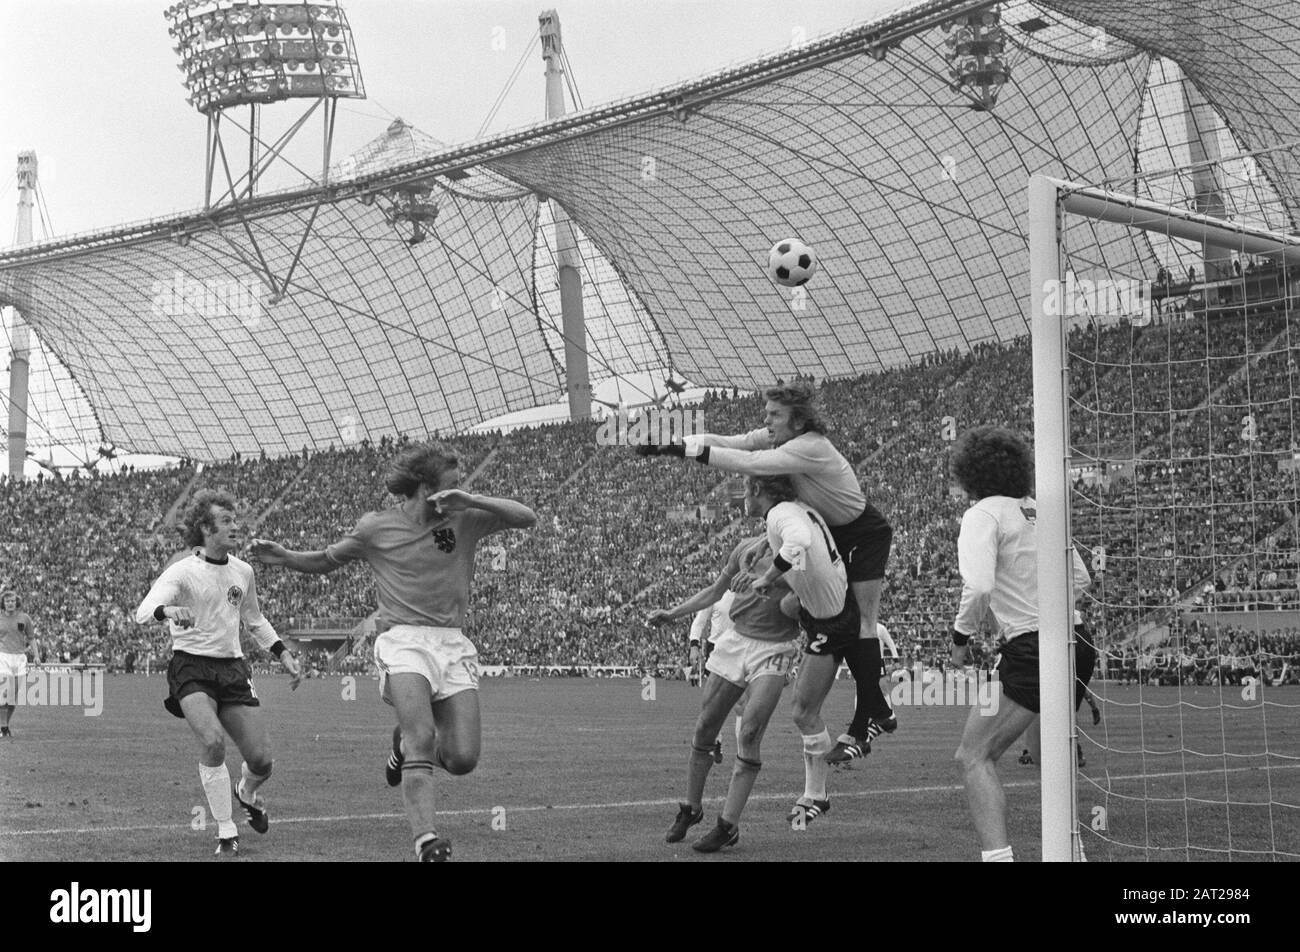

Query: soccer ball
left=767, top=238, right=817, bottom=287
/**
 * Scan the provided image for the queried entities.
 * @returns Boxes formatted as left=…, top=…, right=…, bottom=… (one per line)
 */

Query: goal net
left=1028, top=144, right=1300, bottom=862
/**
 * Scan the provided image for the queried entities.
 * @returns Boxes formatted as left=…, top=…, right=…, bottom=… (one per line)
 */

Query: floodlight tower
left=165, top=1, right=365, bottom=297
left=540, top=9, right=591, bottom=422
left=6, top=152, right=36, bottom=479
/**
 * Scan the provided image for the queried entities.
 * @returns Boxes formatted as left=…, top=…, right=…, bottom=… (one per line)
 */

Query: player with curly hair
left=948, top=426, right=1090, bottom=862
left=136, top=489, right=302, bottom=857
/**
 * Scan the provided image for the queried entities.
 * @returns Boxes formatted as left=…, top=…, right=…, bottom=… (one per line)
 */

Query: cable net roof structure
left=1, top=0, right=1297, bottom=461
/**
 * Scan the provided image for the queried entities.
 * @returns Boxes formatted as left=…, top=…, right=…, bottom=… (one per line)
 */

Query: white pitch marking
left=3, top=762, right=1296, bottom=838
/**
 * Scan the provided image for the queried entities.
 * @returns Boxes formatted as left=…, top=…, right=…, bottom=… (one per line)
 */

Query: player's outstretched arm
left=647, top=567, right=736, bottom=627
left=247, top=539, right=340, bottom=575
left=428, top=490, right=537, bottom=529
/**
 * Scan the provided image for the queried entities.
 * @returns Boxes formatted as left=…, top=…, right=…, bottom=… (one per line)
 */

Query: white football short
left=0, top=652, right=27, bottom=704
left=375, top=626, right=480, bottom=703
left=0, top=651, right=27, bottom=679
left=705, top=629, right=797, bottom=687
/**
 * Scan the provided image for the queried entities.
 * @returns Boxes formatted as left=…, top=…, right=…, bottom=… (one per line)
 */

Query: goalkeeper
left=635, top=379, right=897, bottom=764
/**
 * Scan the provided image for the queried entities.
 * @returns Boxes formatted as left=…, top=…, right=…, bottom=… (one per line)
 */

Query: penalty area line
left=3, top=762, right=1295, bottom=838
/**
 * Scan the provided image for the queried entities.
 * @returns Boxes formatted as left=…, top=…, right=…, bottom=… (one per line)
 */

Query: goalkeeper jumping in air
left=636, top=379, right=897, bottom=765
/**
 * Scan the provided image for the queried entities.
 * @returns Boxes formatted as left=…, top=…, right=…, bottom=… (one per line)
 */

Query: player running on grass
left=135, top=490, right=302, bottom=857
left=249, top=443, right=536, bottom=862
left=649, top=534, right=800, bottom=850
left=636, top=380, right=897, bottom=764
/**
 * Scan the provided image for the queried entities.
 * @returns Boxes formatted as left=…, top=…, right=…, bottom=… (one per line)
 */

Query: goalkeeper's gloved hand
left=633, top=442, right=686, bottom=457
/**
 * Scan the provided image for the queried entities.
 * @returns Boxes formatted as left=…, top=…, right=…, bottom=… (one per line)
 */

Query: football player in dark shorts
left=137, top=490, right=301, bottom=857
left=636, top=380, right=898, bottom=765
left=1016, top=622, right=1101, bottom=767
left=738, top=475, right=857, bottom=828
left=947, top=428, right=1090, bottom=862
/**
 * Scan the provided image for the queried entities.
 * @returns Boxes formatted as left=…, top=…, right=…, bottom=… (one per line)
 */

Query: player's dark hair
left=180, top=489, right=239, bottom=548
left=950, top=426, right=1033, bottom=500
left=386, top=443, right=459, bottom=498
left=764, top=379, right=826, bottom=435
left=748, top=474, right=799, bottom=503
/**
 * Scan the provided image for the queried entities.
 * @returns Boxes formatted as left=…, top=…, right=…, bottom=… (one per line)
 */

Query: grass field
left=1, top=674, right=1297, bottom=862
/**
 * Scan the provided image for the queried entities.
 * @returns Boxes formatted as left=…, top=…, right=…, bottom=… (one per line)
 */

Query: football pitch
left=1, top=675, right=1296, bottom=862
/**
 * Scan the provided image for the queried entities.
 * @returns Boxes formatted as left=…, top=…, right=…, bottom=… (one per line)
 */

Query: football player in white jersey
left=948, top=427, right=1090, bottom=862
left=136, top=490, right=302, bottom=857
left=742, top=474, right=856, bottom=827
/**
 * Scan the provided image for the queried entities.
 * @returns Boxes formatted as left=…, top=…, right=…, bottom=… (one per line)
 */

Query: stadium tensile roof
left=1, top=0, right=1297, bottom=461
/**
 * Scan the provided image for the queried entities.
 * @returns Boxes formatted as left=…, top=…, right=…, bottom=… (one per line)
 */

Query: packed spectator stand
left=4, top=284, right=1300, bottom=685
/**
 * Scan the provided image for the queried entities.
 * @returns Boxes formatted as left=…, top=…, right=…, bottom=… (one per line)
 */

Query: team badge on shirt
left=434, top=528, right=456, bottom=553
left=227, top=585, right=243, bottom=607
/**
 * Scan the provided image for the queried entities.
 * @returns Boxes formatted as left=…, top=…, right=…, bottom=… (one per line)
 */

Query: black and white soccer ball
left=767, top=238, right=818, bottom=287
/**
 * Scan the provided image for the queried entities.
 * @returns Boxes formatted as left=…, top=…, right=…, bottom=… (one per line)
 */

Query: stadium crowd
left=5, top=293, right=1300, bottom=682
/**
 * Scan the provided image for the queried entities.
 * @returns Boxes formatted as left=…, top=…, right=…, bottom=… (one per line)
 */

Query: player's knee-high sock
left=981, top=846, right=1014, bottom=862
left=843, top=640, right=892, bottom=737
left=801, top=731, right=832, bottom=800
left=722, top=756, right=761, bottom=825
left=238, top=761, right=271, bottom=801
left=0, top=703, right=13, bottom=728
left=401, top=759, right=440, bottom=843
left=198, top=763, right=237, bottom=839
left=685, top=744, right=715, bottom=809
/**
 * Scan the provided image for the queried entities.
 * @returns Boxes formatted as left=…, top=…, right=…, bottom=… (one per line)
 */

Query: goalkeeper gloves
left=633, top=442, right=686, bottom=457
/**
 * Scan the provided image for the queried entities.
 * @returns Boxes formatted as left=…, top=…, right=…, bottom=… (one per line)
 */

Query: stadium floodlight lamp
left=940, top=9, right=1011, bottom=110
left=165, top=0, right=365, bottom=115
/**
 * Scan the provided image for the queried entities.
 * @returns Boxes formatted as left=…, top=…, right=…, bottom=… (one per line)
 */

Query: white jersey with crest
left=136, top=553, right=278, bottom=658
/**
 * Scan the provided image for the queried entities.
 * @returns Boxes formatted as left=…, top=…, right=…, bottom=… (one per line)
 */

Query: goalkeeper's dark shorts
left=799, top=589, right=861, bottom=662
left=830, top=503, right=892, bottom=583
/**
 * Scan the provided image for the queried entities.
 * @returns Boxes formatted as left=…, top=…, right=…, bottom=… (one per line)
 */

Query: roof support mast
left=1181, top=76, right=1234, bottom=296
left=6, top=152, right=36, bottom=479
left=540, top=9, right=590, bottom=422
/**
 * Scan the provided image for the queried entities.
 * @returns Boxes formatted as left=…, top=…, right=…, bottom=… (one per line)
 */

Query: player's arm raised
left=246, top=539, right=343, bottom=575
left=647, top=564, right=738, bottom=627
left=428, top=489, right=537, bottom=529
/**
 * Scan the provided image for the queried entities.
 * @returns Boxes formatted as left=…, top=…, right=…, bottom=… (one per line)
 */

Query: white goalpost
left=1028, top=170, right=1300, bottom=862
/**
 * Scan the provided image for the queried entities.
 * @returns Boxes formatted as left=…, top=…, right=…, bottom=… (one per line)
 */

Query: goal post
left=1027, top=172, right=1300, bottom=862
